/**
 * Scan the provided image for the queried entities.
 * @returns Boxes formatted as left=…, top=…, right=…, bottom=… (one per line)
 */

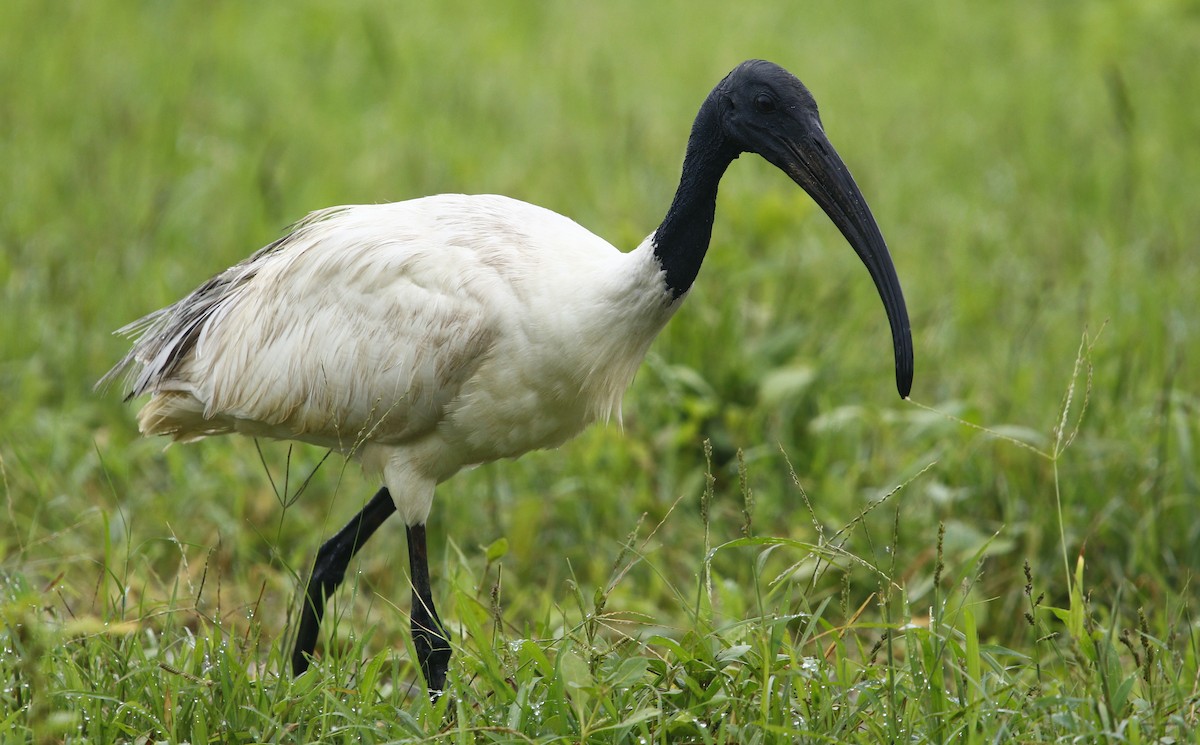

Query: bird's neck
left=653, top=93, right=740, bottom=298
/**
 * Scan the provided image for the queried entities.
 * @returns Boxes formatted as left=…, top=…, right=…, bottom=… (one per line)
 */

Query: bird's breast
left=437, top=240, right=679, bottom=466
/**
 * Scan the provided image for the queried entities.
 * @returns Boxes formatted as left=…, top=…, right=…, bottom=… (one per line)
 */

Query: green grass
left=3, top=0, right=1199, bottom=741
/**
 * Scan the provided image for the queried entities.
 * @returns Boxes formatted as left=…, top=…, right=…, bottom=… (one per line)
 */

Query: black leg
left=292, top=486, right=396, bottom=676
left=407, top=523, right=452, bottom=692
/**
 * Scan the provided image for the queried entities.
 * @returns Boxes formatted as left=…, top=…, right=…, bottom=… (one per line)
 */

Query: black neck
left=653, top=92, right=740, bottom=298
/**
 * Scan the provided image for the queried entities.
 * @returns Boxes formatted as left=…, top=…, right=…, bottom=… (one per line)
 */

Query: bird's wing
left=101, top=201, right=511, bottom=447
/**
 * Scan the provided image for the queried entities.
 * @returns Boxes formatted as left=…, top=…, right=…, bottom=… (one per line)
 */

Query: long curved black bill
left=777, top=125, right=913, bottom=398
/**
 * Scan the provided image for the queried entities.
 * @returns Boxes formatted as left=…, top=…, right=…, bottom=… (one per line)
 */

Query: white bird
left=100, top=60, right=913, bottom=693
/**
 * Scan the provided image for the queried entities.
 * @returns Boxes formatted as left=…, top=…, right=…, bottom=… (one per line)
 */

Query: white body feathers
left=106, top=194, right=681, bottom=524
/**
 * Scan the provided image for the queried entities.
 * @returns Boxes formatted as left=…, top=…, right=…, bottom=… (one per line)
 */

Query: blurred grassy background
left=1, top=0, right=1198, bottom=712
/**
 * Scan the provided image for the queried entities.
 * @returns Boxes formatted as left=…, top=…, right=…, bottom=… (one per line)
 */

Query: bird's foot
left=413, top=618, right=452, bottom=695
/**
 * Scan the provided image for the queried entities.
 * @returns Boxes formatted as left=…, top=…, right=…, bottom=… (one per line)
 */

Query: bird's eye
left=754, top=93, right=776, bottom=113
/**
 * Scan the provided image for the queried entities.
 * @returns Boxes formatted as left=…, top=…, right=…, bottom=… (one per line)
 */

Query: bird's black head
left=714, top=59, right=822, bottom=157
left=714, top=60, right=914, bottom=398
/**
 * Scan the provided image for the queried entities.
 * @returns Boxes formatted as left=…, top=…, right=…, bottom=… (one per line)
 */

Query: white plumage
left=106, top=194, right=678, bottom=524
